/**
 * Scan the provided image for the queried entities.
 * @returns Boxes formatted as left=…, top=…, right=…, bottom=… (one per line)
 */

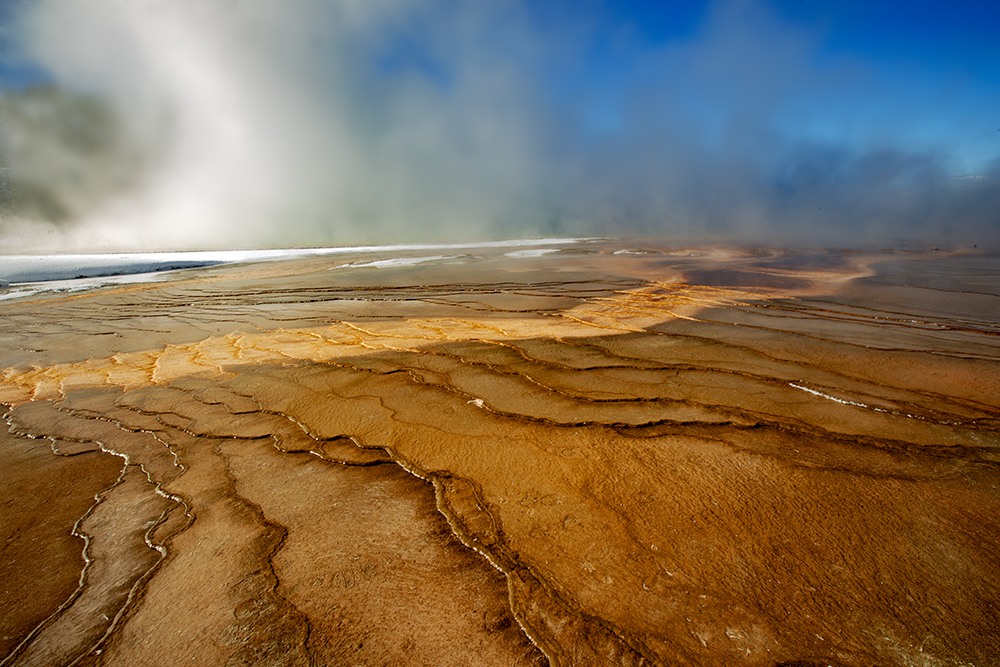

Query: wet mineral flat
left=1, top=239, right=998, bottom=667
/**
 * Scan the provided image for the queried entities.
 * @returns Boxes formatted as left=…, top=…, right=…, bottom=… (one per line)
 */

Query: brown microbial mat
left=1, top=239, right=998, bottom=667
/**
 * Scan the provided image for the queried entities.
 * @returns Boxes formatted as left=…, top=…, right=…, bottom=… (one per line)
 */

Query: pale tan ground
left=1, top=240, right=998, bottom=667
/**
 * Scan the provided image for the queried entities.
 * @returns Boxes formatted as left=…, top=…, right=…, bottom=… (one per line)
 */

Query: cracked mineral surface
left=1, top=239, right=998, bottom=666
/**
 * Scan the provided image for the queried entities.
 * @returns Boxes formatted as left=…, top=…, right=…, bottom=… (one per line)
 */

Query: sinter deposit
left=1, top=239, right=997, bottom=667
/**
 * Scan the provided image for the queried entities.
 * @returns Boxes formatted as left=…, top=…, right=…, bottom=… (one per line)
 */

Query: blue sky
left=1, top=0, right=998, bottom=250
left=534, top=0, right=1000, bottom=172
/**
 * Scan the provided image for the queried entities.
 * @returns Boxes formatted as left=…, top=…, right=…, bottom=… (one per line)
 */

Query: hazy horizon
left=1, top=0, right=999, bottom=253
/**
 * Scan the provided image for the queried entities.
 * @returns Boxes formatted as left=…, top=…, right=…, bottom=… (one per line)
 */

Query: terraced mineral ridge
left=1, top=239, right=998, bottom=667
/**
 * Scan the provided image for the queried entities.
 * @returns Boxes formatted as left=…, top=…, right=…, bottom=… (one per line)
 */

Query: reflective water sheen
left=1, top=240, right=998, bottom=667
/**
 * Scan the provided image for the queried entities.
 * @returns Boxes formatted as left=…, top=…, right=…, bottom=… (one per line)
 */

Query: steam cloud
left=1, top=0, right=997, bottom=252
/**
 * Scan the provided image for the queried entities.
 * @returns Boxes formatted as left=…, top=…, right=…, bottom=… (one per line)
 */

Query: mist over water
left=1, top=0, right=998, bottom=252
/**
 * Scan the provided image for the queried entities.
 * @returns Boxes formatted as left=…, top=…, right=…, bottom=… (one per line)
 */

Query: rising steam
left=1, top=0, right=997, bottom=252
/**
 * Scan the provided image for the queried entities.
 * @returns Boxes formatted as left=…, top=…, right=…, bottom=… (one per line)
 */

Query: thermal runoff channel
left=1, top=239, right=999, bottom=666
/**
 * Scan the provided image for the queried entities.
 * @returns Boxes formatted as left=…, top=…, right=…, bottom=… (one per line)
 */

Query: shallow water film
left=1, top=239, right=998, bottom=667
